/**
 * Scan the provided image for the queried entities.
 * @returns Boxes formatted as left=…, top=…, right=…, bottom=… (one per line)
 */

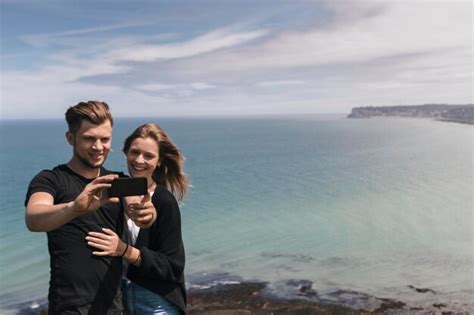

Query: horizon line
left=0, top=112, right=350, bottom=122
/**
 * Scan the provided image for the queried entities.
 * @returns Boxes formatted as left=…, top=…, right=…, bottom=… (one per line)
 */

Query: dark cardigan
left=126, top=186, right=186, bottom=313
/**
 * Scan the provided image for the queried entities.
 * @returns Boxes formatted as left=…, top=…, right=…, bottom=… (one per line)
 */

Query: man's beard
left=73, top=147, right=107, bottom=169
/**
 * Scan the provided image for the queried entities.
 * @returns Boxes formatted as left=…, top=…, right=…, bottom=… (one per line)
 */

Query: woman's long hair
left=123, top=123, right=189, bottom=201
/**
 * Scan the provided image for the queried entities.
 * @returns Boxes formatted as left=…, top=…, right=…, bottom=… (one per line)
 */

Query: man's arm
left=25, top=174, right=119, bottom=232
left=26, top=192, right=80, bottom=232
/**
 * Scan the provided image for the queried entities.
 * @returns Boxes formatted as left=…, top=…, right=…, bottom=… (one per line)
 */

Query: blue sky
left=1, top=0, right=472, bottom=119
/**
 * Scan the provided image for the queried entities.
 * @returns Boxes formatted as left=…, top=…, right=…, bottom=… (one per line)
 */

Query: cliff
left=348, top=104, right=474, bottom=124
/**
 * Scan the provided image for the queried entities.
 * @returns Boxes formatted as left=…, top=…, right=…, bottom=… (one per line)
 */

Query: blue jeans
left=122, top=280, right=181, bottom=315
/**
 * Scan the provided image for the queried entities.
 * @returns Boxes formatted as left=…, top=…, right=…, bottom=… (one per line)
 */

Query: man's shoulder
left=25, top=165, right=67, bottom=205
left=29, top=164, right=87, bottom=191
left=34, top=166, right=127, bottom=181
left=101, top=167, right=127, bottom=177
left=33, top=164, right=67, bottom=180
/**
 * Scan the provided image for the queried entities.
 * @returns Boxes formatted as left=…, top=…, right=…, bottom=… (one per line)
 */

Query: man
left=25, top=101, right=155, bottom=314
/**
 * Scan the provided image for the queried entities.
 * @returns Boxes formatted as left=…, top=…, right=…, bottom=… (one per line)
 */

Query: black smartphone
left=106, top=177, right=148, bottom=197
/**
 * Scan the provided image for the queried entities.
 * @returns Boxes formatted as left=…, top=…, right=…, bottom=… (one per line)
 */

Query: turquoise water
left=0, top=115, right=472, bottom=313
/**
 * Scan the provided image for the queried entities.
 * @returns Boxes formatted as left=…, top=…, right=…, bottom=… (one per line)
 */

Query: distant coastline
left=347, top=104, right=474, bottom=124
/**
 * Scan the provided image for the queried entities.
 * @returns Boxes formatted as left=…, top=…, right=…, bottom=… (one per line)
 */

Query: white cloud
left=107, top=28, right=268, bottom=63
left=189, top=82, right=216, bottom=90
left=136, top=83, right=177, bottom=92
left=20, top=22, right=154, bottom=48
left=1, top=1, right=472, bottom=119
left=175, top=2, right=471, bottom=74
left=256, top=80, right=305, bottom=87
left=135, top=82, right=216, bottom=93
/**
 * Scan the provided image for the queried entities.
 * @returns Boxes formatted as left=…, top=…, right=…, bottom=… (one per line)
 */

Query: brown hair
left=65, top=101, right=113, bottom=134
left=123, top=123, right=189, bottom=201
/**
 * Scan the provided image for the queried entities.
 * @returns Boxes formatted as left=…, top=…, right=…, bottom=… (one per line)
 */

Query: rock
left=433, top=303, right=447, bottom=309
left=286, top=279, right=317, bottom=296
left=286, top=279, right=312, bottom=291
left=375, top=299, right=406, bottom=312
left=408, top=285, right=436, bottom=294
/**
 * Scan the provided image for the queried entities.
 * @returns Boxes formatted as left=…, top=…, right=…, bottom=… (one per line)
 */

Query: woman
left=86, top=123, right=189, bottom=314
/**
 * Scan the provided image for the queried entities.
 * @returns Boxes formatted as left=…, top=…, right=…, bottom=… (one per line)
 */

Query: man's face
left=67, top=120, right=112, bottom=169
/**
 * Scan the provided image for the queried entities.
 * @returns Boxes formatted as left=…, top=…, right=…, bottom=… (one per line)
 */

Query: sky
left=0, top=0, right=472, bottom=119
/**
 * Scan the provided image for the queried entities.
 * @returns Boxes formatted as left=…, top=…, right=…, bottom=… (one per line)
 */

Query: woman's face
left=126, top=137, right=159, bottom=182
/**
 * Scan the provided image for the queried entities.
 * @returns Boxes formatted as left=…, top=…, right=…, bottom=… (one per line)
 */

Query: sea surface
left=0, top=115, right=472, bottom=313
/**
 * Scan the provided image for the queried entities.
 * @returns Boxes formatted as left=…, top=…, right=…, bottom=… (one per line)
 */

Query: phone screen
left=107, top=177, right=147, bottom=197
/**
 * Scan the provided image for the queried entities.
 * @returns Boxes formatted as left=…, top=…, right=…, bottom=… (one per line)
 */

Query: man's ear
left=66, top=131, right=74, bottom=146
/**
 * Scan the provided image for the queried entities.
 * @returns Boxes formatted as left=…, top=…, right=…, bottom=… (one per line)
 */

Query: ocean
left=0, top=115, right=472, bottom=313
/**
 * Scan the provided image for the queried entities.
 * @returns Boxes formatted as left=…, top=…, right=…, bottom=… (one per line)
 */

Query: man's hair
left=65, top=101, right=113, bottom=134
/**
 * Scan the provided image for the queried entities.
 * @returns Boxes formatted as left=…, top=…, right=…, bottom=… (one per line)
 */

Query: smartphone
left=107, top=177, right=148, bottom=197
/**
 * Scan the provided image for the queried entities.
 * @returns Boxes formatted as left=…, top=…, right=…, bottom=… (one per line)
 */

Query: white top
left=122, top=191, right=154, bottom=278
left=124, top=214, right=141, bottom=246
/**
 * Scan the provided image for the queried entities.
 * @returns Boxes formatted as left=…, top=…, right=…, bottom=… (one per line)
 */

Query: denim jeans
left=122, top=280, right=180, bottom=315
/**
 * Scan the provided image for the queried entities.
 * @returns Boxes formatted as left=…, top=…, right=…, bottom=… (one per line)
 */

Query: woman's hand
left=86, top=228, right=127, bottom=256
left=124, top=194, right=157, bottom=228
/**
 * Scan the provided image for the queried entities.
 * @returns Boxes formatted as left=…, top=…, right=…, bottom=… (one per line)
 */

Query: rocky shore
left=15, top=284, right=401, bottom=315
left=12, top=274, right=470, bottom=315
left=187, top=281, right=406, bottom=315
left=13, top=282, right=424, bottom=315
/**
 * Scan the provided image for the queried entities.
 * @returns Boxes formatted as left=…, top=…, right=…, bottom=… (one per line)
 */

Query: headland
left=348, top=104, right=474, bottom=124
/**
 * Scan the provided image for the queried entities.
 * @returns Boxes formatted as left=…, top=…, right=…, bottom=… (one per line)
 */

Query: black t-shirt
left=25, top=164, right=125, bottom=314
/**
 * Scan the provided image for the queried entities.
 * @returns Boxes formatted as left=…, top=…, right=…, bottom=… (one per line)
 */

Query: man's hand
left=124, top=193, right=157, bottom=228
left=72, top=174, right=120, bottom=214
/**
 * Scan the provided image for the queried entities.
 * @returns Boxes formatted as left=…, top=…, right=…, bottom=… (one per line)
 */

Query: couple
left=25, top=101, right=188, bottom=314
